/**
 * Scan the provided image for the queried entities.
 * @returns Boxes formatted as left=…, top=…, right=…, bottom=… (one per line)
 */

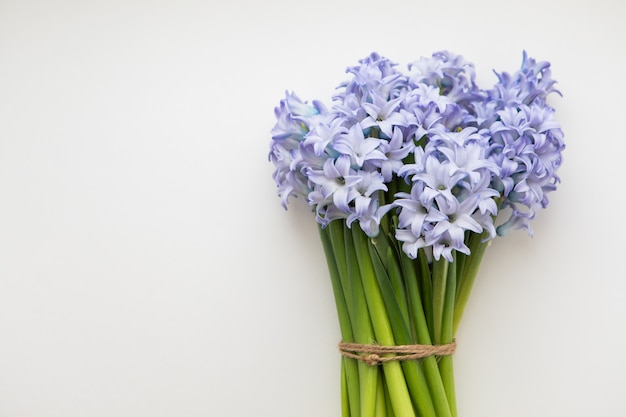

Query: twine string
left=339, top=340, right=457, bottom=366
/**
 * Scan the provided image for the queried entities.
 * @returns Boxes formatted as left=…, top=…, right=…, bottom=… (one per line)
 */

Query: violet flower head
left=333, top=123, right=387, bottom=169
left=269, top=51, right=564, bottom=258
left=269, top=91, right=327, bottom=208
left=476, top=51, right=561, bottom=127
left=337, top=52, right=407, bottom=103
left=488, top=103, right=565, bottom=235
left=409, top=51, right=483, bottom=108
left=393, top=124, right=500, bottom=261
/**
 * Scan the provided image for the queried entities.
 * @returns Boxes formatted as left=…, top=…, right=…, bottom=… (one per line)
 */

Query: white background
left=1, top=1, right=624, bottom=416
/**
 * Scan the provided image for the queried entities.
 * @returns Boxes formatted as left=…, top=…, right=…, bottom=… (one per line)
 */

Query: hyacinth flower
left=269, top=51, right=564, bottom=417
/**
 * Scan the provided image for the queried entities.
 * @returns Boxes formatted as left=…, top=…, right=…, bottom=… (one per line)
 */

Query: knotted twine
left=339, top=340, right=456, bottom=366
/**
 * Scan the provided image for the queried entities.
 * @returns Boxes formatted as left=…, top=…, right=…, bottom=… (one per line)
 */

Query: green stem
left=352, top=228, right=416, bottom=417
left=439, top=252, right=458, bottom=417
left=432, top=259, right=449, bottom=345
left=381, top=372, right=395, bottom=417
left=343, top=224, right=379, bottom=417
left=371, top=231, right=410, bottom=327
left=440, top=253, right=456, bottom=345
left=368, top=243, right=436, bottom=417
left=453, top=232, right=490, bottom=336
left=376, top=371, right=388, bottom=417
left=323, top=223, right=362, bottom=417
left=400, top=253, right=452, bottom=417
left=438, top=357, right=456, bottom=417
left=417, top=250, right=434, bottom=338
left=319, top=225, right=353, bottom=342
left=341, top=359, right=351, bottom=417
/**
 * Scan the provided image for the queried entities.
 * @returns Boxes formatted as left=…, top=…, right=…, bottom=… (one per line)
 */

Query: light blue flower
left=271, top=102, right=307, bottom=146
left=404, top=83, right=453, bottom=113
left=333, top=93, right=369, bottom=126
left=476, top=51, right=561, bottom=128
left=307, top=156, right=362, bottom=213
left=409, top=51, right=481, bottom=106
left=269, top=143, right=310, bottom=208
left=269, top=91, right=326, bottom=208
left=360, top=92, right=408, bottom=138
left=375, top=127, right=414, bottom=182
left=394, top=182, right=433, bottom=238
left=488, top=104, right=564, bottom=235
left=395, top=228, right=428, bottom=259
left=405, top=101, right=444, bottom=142
left=303, top=113, right=347, bottom=157
left=337, top=52, right=407, bottom=102
left=333, top=123, right=387, bottom=169
left=271, top=92, right=326, bottom=144
left=347, top=196, right=391, bottom=237
left=428, top=195, right=483, bottom=251
left=411, top=156, right=466, bottom=206
left=497, top=51, right=560, bottom=107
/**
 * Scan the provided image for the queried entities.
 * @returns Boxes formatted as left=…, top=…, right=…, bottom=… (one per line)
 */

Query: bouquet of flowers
left=268, top=51, right=564, bottom=417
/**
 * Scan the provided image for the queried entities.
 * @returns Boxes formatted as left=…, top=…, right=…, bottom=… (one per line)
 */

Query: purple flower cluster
left=269, top=51, right=564, bottom=261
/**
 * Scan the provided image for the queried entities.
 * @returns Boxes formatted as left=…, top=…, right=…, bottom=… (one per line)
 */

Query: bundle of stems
left=319, top=218, right=489, bottom=417
left=269, top=51, right=564, bottom=417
